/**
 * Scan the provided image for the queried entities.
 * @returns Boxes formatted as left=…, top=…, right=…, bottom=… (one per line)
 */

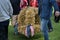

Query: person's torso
left=30, top=0, right=38, bottom=7
left=0, top=0, right=10, bottom=22
left=10, top=0, right=20, bottom=15
left=39, top=0, right=52, bottom=19
left=20, top=0, right=38, bottom=8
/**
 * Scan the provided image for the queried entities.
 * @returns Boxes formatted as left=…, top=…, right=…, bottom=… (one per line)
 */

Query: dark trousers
left=0, top=19, right=9, bottom=40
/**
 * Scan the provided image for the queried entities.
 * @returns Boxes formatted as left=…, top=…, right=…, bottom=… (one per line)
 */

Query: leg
left=12, top=15, right=17, bottom=26
left=14, top=22, right=18, bottom=35
left=4, top=20, right=9, bottom=40
left=47, top=19, right=53, bottom=32
left=12, top=15, right=18, bottom=35
left=0, top=19, right=9, bottom=40
left=40, top=19, right=49, bottom=40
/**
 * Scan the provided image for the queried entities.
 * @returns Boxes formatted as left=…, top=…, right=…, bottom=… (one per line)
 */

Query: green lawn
left=8, top=15, right=60, bottom=40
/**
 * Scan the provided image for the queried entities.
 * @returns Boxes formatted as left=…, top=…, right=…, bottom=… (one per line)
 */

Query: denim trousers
left=40, top=18, right=49, bottom=40
left=0, top=19, right=9, bottom=40
left=14, top=22, right=18, bottom=34
left=47, top=18, right=53, bottom=29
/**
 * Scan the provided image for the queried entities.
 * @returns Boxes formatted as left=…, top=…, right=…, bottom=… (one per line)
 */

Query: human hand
left=55, top=11, right=60, bottom=17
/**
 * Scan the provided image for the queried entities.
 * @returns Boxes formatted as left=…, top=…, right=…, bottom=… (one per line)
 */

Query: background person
left=38, top=0, right=60, bottom=40
left=0, top=0, right=13, bottom=40
left=10, top=0, right=20, bottom=35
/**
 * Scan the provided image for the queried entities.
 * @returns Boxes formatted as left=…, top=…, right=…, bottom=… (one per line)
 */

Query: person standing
left=0, top=0, right=13, bottom=40
left=38, top=0, right=60, bottom=40
left=10, top=0, right=20, bottom=35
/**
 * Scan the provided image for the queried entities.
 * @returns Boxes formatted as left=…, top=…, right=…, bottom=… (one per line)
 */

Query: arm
left=50, top=0, right=60, bottom=17
left=8, top=0, right=13, bottom=17
left=38, top=0, right=42, bottom=15
left=50, top=0, right=59, bottom=11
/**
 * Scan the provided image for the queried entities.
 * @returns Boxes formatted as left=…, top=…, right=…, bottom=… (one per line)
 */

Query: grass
left=8, top=15, right=60, bottom=40
left=8, top=25, right=44, bottom=40
left=49, top=16, right=60, bottom=40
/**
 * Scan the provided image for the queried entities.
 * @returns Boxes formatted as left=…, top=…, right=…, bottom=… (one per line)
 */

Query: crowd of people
left=0, top=0, right=60, bottom=40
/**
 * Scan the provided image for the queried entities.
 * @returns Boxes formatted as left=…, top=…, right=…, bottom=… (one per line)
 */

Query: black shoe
left=48, top=29, right=53, bottom=32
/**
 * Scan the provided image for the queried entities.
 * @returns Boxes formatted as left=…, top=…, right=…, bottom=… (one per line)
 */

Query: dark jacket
left=38, top=0, right=59, bottom=19
left=10, top=0, right=20, bottom=15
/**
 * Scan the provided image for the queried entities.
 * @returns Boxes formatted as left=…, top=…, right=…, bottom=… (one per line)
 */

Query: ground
left=8, top=15, right=60, bottom=40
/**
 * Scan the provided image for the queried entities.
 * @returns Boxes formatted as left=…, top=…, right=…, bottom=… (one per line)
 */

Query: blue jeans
left=14, top=22, right=18, bottom=35
left=47, top=18, right=53, bottom=29
left=41, top=19, right=49, bottom=40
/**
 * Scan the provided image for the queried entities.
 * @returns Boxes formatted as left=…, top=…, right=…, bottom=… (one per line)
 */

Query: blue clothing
left=47, top=7, right=53, bottom=29
left=38, top=0, right=59, bottom=19
left=38, top=0, right=59, bottom=40
left=41, top=19, right=49, bottom=40
left=14, top=21, right=18, bottom=35
left=48, top=18, right=53, bottom=29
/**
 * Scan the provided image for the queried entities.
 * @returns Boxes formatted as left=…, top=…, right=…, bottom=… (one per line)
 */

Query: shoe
left=48, top=29, right=53, bottom=32
left=14, top=32, right=18, bottom=35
